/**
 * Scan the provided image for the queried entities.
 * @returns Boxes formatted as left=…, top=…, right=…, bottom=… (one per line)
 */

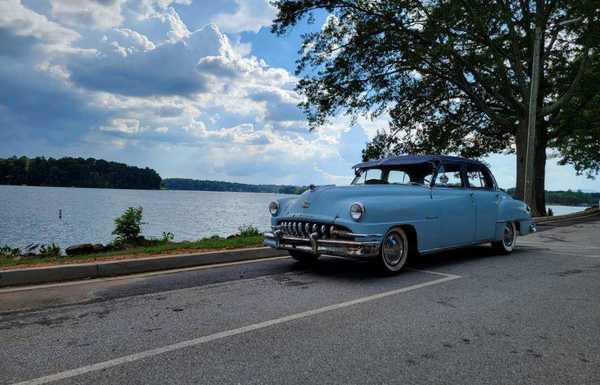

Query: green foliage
left=162, top=178, right=306, bottom=194
left=0, top=243, right=61, bottom=259
left=272, top=1, right=599, bottom=157
left=38, top=243, right=61, bottom=257
left=237, top=225, right=262, bottom=237
left=0, top=156, right=162, bottom=189
left=272, top=0, right=600, bottom=213
left=0, top=235, right=265, bottom=268
left=506, top=189, right=600, bottom=206
left=551, top=56, right=600, bottom=177
left=0, top=245, right=21, bottom=258
left=161, top=232, right=175, bottom=243
left=112, top=207, right=145, bottom=243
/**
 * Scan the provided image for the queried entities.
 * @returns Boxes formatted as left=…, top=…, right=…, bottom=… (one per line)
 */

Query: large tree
left=272, top=0, right=600, bottom=215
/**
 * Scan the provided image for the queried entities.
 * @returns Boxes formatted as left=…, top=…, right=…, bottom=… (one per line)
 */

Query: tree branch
left=541, top=48, right=591, bottom=116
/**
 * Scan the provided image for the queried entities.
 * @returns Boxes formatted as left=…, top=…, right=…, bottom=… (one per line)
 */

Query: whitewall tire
left=492, top=222, right=517, bottom=254
left=379, top=227, right=410, bottom=273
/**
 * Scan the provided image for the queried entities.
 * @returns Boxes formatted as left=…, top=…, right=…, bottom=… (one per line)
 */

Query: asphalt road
left=1, top=217, right=599, bottom=385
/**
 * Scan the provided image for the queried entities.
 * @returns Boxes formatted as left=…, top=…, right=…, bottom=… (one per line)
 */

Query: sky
left=0, top=0, right=598, bottom=192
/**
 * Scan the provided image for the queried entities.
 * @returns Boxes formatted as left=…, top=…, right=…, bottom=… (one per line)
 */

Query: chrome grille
left=278, top=220, right=332, bottom=239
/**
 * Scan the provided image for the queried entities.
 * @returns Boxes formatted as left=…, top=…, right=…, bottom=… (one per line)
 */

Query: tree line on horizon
left=0, top=156, right=161, bottom=190
left=160, top=178, right=307, bottom=194
left=0, top=156, right=597, bottom=205
left=506, top=188, right=600, bottom=207
left=0, top=156, right=306, bottom=194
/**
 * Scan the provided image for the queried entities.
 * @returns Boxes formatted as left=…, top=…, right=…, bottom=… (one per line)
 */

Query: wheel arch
left=388, top=224, right=419, bottom=256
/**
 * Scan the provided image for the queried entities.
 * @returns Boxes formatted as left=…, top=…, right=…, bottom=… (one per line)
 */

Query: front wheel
left=288, top=250, right=319, bottom=264
left=492, top=222, right=517, bottom=254
left=378, top=227, right=410, bottom=273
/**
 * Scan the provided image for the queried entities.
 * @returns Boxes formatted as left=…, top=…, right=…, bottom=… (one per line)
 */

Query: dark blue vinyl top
left=352, top=155, right=486, bottom=169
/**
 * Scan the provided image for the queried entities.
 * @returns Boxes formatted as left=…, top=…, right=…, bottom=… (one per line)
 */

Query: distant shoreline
left=0, top=184, right=301, bottom=195
left=1, top=184, right=597, bottom=206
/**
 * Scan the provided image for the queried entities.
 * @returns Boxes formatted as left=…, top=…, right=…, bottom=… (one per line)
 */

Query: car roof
left=352, top=155, right=487, bottom=169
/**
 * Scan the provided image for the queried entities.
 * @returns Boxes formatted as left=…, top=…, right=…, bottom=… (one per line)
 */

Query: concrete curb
left=0, top=247, right=286, bottom=288
left=534, top=207, right=599, bottom=224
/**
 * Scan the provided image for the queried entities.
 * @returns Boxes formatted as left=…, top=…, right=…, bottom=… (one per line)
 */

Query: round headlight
left=269, top=201, right=279, bottom=216
left=350, top=202, right=365, bottom=221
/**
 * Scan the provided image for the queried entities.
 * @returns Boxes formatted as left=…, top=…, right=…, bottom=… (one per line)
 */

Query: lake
left=0, top=185, right=588, bottom=250
left=0, top=185, right=289, bottom=249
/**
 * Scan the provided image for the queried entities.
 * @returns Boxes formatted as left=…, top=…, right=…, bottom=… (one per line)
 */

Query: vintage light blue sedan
left=264, top=155, right=536, bottom=273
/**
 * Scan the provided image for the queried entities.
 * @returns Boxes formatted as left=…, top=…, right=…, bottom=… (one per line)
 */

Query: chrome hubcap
left=383, top=232, right=405, bottom=266
left=503, top=223, right=515, bottom=247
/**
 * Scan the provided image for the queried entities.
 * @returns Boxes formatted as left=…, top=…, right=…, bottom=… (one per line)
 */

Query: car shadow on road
left=410, top=245, right=512, bottom=270
left=289, top=244, right=512, bottom=280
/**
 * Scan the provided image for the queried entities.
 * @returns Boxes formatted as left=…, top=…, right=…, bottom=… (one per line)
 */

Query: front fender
left=270, top=196, right=298, bottom=225
left=496, top=195, right=534, bottom=237
left=333, top=194, right=437, bottom=252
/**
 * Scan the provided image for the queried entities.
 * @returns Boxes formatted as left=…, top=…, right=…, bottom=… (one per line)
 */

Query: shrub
left=39, top=243, right=61, bottom=258
left=0, top=243, right=60, bottom=259
left=112, top=207, right=145, bottom=243
left=238, top=225, right=261, bottom=237
left=161, top=231, right=175, bottom=243
left=0, top=245, right=21, bottom=258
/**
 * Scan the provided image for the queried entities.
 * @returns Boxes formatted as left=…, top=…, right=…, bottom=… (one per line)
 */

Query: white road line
left=0, top=256, right=290, bottom=294
left=517, top=244, right=600, bottom=258
left=11, top=271, right=461, bottom=385
left=529, top=250, right=600, bottom=259
left=519, top=243, right=600, bottom=251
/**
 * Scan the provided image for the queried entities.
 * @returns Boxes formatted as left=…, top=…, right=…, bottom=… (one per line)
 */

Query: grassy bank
left=0, top=234, right=264, bottom=269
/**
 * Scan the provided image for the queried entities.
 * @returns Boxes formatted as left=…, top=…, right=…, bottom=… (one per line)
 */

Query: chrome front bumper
left=263, top=230, right=382, bottom=259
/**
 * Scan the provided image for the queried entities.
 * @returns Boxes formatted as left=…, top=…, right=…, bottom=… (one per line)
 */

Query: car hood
left=279, top=184, right=431, bottom=222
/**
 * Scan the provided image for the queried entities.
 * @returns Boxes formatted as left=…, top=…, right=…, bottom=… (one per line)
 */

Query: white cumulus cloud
left=210, top=0, right=276, bottom=33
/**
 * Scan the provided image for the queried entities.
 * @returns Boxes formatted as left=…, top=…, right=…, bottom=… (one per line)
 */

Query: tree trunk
left=515, top=119, right=528, bottom=200
left=515, top=117, right=546, bottom=216
left=534, top=120, right=547, bottom=216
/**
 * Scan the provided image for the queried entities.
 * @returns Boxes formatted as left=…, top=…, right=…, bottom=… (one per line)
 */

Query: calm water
left=546, top=204, right=585, bottom=216
left=0, top=185, right=588, bottom=249
left=0, top=185, right=290, bottom=249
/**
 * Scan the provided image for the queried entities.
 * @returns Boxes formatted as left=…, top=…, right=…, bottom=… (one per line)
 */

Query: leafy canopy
left=272, top=0, right=600, bottom=174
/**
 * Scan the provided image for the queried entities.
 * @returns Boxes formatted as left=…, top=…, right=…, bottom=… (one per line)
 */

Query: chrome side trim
left=330, top=229, right=383, bottom=239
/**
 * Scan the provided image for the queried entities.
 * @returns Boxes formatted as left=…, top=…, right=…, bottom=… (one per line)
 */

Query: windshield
left=351, top=163, right=435, bottom=186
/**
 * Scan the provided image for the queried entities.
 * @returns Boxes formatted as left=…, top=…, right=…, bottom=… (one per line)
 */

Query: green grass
left=0, top=234, right=264, bottom=269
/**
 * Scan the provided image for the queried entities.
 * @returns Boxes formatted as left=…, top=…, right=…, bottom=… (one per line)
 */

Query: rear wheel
left=288, top=250, right=319, bottom=263
left=492, top=222, right=517, bottom=254
left=378, top=227, right=410, bottom=273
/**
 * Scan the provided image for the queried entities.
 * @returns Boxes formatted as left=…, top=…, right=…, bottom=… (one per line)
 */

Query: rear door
left=466, top=164, right=498, bottom=241
left=431, top=162, right=476, bottom=248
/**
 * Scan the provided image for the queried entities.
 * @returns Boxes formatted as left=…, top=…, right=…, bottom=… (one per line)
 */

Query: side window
left=353, top=169, right=384, bottom=184
left=466, top=166, right=494, bottom=189
left=434, top=163, right=464, bottom=188
left=387, top=170, right=410, bottom=184
left=363, top=169, right=383, bottom=183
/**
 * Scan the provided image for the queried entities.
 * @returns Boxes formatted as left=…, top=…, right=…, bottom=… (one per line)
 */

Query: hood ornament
left=303, top=201, right=310, bottom=208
